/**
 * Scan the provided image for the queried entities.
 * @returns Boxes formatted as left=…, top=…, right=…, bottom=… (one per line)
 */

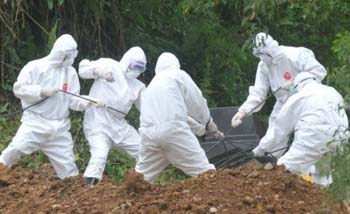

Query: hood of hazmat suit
left=120, top=46, right=147, bottom=80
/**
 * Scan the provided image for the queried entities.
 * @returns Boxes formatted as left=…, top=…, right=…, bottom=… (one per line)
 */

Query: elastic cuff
left=93, top=68, right=98, bottom=76
left=205, top=117, right=212, bottom=130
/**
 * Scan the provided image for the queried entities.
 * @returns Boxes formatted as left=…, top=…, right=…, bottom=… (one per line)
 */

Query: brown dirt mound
left=0, top=162, right=346, bottom=214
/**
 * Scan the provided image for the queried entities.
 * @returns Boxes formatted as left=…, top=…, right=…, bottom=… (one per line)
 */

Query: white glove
left=94, top=99, right=106, bottom=108
left=231, top=111, right=246, bottom=128
left=81, top=96, right=106, bottom=109
left=252, top=146, right=266, bottom=157
left=281, top=80, right=293, bottom=91
left=206, top=118, right=224, bottom=139
left=94, top=67, right=115, bottom=82
left=40, top=87, right=58, bottom=97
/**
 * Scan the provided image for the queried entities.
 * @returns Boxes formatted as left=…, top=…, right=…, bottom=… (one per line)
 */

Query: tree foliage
left=0, top=0, right=350, bottom=191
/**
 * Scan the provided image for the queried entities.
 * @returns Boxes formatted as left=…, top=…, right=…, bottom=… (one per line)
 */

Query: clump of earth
left=0, top=162, right=346, bottom=213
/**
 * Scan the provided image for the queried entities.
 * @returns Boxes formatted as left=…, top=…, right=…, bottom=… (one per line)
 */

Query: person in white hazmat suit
left=79, top=47, right=147, bottom=186
left=253, top=72, right=349, bottom=186
left=135, top=52, right=223, bottom=182
left=0, top=34, right=101, bottom=179
left=231, top=32, right=327, bottom=157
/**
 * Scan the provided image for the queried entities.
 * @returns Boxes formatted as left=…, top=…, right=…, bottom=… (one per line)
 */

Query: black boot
left=84, top=177, right=99, bottom=187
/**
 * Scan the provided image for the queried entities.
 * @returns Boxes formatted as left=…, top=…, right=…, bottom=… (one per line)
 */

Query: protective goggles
left=253, top=33, right=268, bottom=49
left=253, top=48, right=271, bottom=58
left=128, top=60, right=146, bottom=73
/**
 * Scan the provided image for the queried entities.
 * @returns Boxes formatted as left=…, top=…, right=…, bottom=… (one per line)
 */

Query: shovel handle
left=58, top=90, right=126, bottom=116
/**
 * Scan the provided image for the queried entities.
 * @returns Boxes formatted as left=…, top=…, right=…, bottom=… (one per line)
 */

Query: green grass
left=0, top=106, right=187, bottom=183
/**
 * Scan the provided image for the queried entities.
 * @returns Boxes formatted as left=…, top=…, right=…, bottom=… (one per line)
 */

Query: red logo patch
left=283, top=71, right=292, bottom=80
left=63, top=83, right=68, bottom=92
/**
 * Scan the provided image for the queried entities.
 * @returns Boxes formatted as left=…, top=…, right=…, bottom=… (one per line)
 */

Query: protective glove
left=281, top=80, right=293, bottom=91
left=40, top=87, right=58, bottom=97
left=81, top=96, right=106, bottom=109
left=94, top=67, right=115, bottom=82
left=94, top=99, right=106, bottom=108
left=252, top=146, right=266, bottom=157
left=206, top=118, right=224, bottom=139
left=231, top=110, right=246, bottom=128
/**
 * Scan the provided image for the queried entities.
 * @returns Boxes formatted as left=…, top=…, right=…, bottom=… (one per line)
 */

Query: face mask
left=61, top=50, right=78, bottom=68
left=62, top=57, right=75, bottom=68
left=259, top=54, right=273, bottom=64
left=125, top=69, right=141, bottom=79
left=253, top=48, right=273, bottom=64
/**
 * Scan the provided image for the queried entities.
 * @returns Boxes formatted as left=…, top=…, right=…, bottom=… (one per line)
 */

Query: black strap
left=205, top=117, right=212, bottom=130
left=0, top=97, right=49, bottom=118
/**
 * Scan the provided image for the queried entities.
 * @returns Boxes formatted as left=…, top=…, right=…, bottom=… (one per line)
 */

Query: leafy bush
left=322, top=140, right=350, bottom=201
left=317, top=31, right=350, bottom=201
left=326, top=31, right=350, bottom=105
left=1, top=0, right=350, bottom=186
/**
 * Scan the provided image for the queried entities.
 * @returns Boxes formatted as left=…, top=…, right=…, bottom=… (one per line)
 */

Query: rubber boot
left=84, top=177, right=99, bottom=187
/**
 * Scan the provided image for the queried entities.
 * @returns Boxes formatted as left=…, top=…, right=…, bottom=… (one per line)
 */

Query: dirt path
left=0, top=162, right=346, bottom=213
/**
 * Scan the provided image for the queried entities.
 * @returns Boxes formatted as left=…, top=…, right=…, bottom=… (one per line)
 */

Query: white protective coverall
left=0, top=34, right=90, bottom=179
left=254, top=73, right=349, bottom=186
left=237, top=32, right=327, bottom=156
left=135, top=52, right=216, bottom=182
left=79, top=47, right=146, bottom=180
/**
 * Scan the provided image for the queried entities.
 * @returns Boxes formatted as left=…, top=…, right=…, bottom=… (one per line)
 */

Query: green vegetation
left=1, top=0, right=350, bottom=196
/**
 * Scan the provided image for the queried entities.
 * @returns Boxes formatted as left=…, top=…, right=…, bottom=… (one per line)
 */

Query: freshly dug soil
left=0, top=162, right=346, bottom=214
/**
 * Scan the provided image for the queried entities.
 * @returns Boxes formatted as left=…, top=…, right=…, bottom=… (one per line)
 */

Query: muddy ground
left=0, top=162, right=346, bottom=214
